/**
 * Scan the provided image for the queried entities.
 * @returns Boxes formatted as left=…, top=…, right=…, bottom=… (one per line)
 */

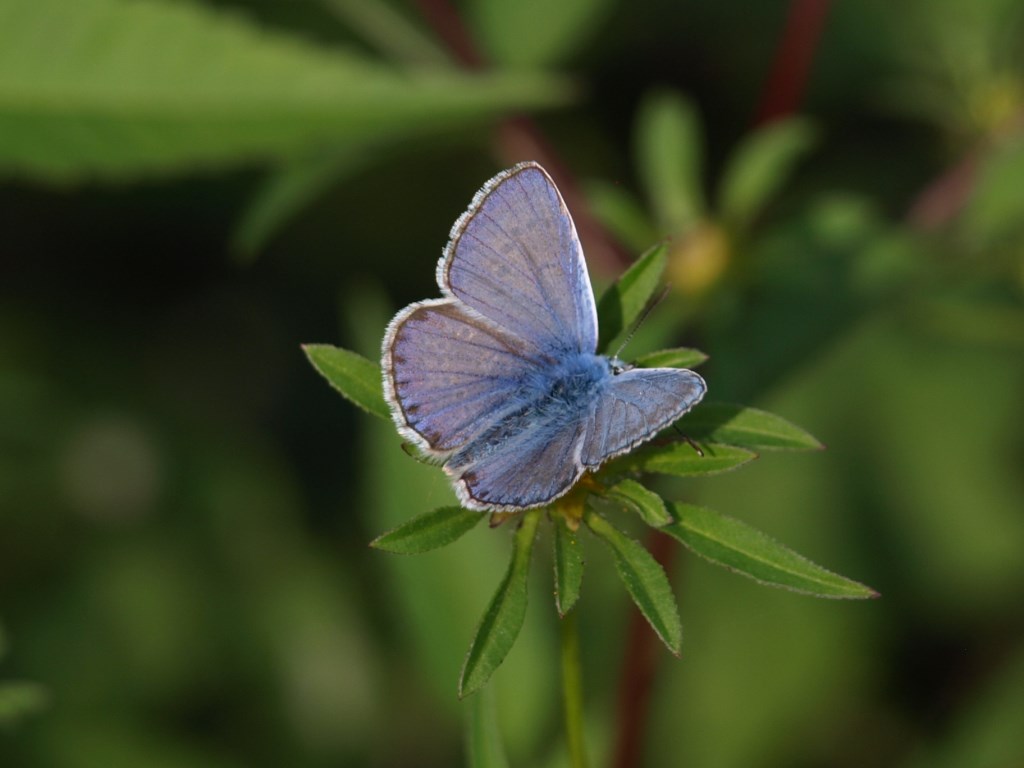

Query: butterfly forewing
left=440, top=163, right=598, bottom=356
left=384, top=299, right=544, bottom=454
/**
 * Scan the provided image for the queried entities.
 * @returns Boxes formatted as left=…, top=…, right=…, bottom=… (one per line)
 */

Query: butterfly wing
left=439, top=162, right=598, bottom=356
left=581, top=368, right=707, bottom=466
left=445, top=411, right=588, bottom=511
left=382, top=298, right=546, bottom=455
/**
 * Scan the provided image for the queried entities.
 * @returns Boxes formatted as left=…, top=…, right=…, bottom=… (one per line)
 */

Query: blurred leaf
left=607, top=441, right=757, bottom=478
left=318, top=0, right=450, bottom=67
left=303, top=344, right=389, bottom=421
left=718, top=118, right=817, bottom=232
left=460, top=511, right=541, bottom=698
left=470, top=0, right=614, bottom=68
left=604, top=478, right=672, bottom=526
left=233, top=146, right=365, bottom=258
left=633, top=347, right=708, bottom=369
left=553, top=516, right=584, bottom=616
left=0, top=681, right=48, bottom=724
left=584, top=510, right=682, bottom=655
left=962, top=136, right=1024, bottom=245
left=372, top=506, right=484, bottom=554
left=683, top=403, right=825, bottom=451
left=596, top=243, right=668, bottom=352
left=0, top=0, right=570, bottom=182
left=663, top=503, right=878, bottom=599
left=584, top=178, right=659, bottom=254
left=635, top=89, right=705, bottom=234
left=465, top=686, right=510, bottom=768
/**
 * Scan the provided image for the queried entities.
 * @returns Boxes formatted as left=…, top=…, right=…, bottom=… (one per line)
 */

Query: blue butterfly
left=382, top=162, right=707, bottom=511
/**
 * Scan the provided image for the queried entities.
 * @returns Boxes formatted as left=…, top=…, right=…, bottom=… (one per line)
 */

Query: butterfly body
left=382, top=162, right=707, bottom=511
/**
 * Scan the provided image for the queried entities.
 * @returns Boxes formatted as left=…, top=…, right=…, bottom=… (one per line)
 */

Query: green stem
left=561, top=608, right=589, bottom=768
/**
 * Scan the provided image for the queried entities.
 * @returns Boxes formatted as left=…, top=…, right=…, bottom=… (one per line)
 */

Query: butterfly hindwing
left=581, top=368, right=706, bottom=466
left=446, top=410, right=588, bottom=511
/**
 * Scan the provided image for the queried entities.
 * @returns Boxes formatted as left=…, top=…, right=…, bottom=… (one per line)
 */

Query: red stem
left=754, top=0, right=833, bottom=126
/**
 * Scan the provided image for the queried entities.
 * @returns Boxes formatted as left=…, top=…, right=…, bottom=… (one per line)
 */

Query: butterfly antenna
left=614, top=285, right=672, bottom=360
left=671, top=424, right=705, bottom=457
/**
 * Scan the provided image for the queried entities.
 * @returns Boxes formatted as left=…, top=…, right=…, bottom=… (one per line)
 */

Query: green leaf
left=604, top=479, right=672, bottom=526
left=963, top=136, right=1024, bottom=246
left=584, top=178, right=658, bottom=254
left=717, top=118, right=817, bottom=232
left=371, top=506, right=484, bottom=554
left=0, top=0, right=570, bottom=182
left=596, top=243, right=668, bottom=352
left=303, top=344, right=389, bottom=421
left=0, top=682, right=48, bottom=724
left=464, top=686, right=510, bottom=768
left=663, top=503, right=878, bottom=599
left=635, top=89, right=705, bottom=234
left=460, top=510, right=541, bottom=697
left=318, top=0, right=450, bottom=67
left=584, top=510, right=681, bottom=655
left=607, top=441, right=757, bottom=478
left=233, top=146, right=366, bottom=258
left=683, top=403, right=824, bottom=451
left=470, top=0, right=614, bottom=68
left=633, top=347, right=708, bottom=369
left=553, top=517, right=584, bottom=616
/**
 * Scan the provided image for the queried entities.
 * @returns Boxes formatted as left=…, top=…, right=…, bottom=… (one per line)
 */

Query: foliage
left=2, top=0, right=1023, bottom=766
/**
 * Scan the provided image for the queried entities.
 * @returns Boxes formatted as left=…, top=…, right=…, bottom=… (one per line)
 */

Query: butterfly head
left=608, top=357, right=633, bottom=376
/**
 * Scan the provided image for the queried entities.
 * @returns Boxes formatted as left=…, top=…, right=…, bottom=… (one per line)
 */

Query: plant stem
left=754, top=0, right=833, bottom=125
left=561, top=608, right=589, bottom=768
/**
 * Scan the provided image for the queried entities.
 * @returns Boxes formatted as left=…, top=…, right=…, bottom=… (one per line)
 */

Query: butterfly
left=382, top=162, right=707, bottom=511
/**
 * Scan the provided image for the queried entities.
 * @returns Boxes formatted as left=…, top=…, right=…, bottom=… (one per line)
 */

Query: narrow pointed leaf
left=663, top=503, right=878, bottom=599
left=635, top=89, right=705, bottom=234
left=371, top=506, right=484, bottom=554
left=471, top=0, right=615, bottom=68
left=633, top=347, right=708, bottom=369
left=303, top=344, right=389, bottom=420
left=460, top=511, right=541, bottom=697
left=233, top=146, right=364, bottom=258
left=553, top=517, right=584, bottom=616
left=464, top=686, right=510, bottom=768
left=596, top=242, right=668, bottom=352
left=585, top=510, right=681, bottom=654
left=585, top=178, right=659, bottom=254
left=606, top=441, right=756, bottom=478
left=718, top=118, right=817, bottom=231
left=319, top=0, right=450, bottom=67
left=684, top=403, right=824, bottom=451
left=604, top=479, right=672, bottom=526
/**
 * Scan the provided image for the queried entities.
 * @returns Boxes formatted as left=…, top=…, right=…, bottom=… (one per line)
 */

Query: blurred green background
left=2, top=0, right=1023, bottom=766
